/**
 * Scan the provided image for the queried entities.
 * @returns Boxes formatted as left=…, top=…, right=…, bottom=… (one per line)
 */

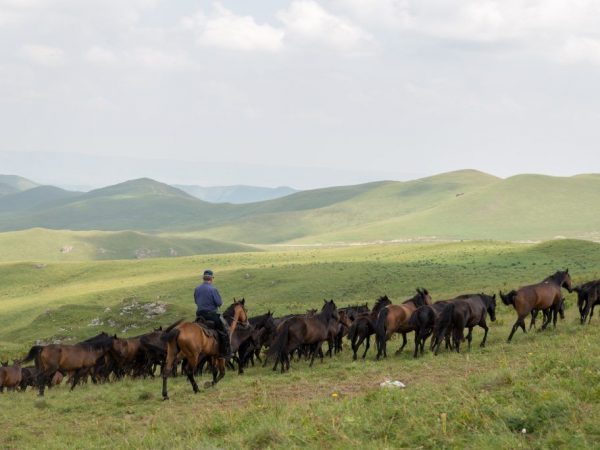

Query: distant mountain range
left=0, top=170, right=598, bottom=247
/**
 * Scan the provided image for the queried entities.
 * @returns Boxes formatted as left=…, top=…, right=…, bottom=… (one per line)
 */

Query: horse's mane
left=403, top=290, right=429, bottom=307
left=76, top=336, right=114, bottom=351
left=544, top=271, right=567, bottom=284
left=373, top=295, right=390, bottom=312
left=223, top=301, right=242, bottom=319
left=339, top=303, right=369, bottom=312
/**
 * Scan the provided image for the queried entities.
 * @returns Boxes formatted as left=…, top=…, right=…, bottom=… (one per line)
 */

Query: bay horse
left=22, top=335, right=115, bottom=396
left=266, top=300, right=339, bottom=373
left=161, top=300, right=248, bottom=400
left=432, top=293, right=497, bottom=354
left=347, top=295, right=391, bottom=360
left=0, top=360, right=22, bottom=392
left=574, top=280, right=600, bottom=324
left=501, top=269, right=573, bottom=342
left=375, top=288, right=432, bottom=359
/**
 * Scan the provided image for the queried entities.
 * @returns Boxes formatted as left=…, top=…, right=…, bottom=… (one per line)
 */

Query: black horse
left=346, top=296, right=391, bottom=360
left=574, top=280, right=600, bottom=324
left=432, top=293, right=497, bottom=355
left=408, top=300, right=450, bottom=358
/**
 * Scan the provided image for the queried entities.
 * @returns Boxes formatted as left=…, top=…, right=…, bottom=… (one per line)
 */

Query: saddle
left=193, top=317, right=220, bottom=339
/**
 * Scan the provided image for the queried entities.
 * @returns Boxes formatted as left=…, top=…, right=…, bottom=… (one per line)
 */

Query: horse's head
left=338, top=310, right=352, bottom=328
left=415, top=288, right=432, bottom=306
left=322, top=299, right=339, bottom=321
left=234, top=298, right=249, bottom=325
left=499, top=290, right=516, bottom=306
left=483, top=293, right=497, bottom=322
left=561, top=269, right=573, bottom=293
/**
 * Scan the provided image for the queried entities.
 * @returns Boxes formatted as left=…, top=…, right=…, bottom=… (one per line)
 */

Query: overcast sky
left=1, top=0, right=600, bottom=188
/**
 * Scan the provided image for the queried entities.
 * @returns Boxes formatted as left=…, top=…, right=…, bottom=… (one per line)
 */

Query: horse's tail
left=161, top=327, right=180, bottom=344
left=346, top=319, right=359, bottom=343
left=434, top=303, right=455, bottom=343
left=22, top=345, right=44, bottom=367
left=163, top=319, right=184, bottom=334
left=267, top=320, right=290, bottom=362
left=375, top=307, right=389, bottom=354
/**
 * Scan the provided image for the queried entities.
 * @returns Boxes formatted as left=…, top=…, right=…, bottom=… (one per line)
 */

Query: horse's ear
left=423, top=288, right=429, bottom=295
left=566, top=268, right=569, bottom=273
left=113, top=334, right=117, bottom=339
left=492, top=294, right=497, bottom=299
left=241, top=298, right=245, bottom=305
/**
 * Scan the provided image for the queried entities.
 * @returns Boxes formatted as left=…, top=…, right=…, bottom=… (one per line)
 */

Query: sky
left=1, top=0, right=600, bottom=189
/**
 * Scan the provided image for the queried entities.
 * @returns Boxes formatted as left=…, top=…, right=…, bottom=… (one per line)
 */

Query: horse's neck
left=316, top=309, right=332, bottom=324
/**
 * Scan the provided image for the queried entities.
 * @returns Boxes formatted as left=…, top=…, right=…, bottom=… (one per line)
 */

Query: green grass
left=1, top=239, right=600, bottom=448
left=0, top=228, right=258, bottom=262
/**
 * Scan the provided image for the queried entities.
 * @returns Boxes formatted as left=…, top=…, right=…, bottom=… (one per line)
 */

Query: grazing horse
left=22, top=335, right=115, bottom=396
left=574, top=280, right=600, bottom=324
left=347, top=296, right=391, bottom=360
left=161, top=300, right=248, bottom=400
left=0, top=360, right=22, bottom=392
left=408, top=300, right=450, bottom=358
left=432, top=294, right=497, bottom=354
left=502, top=270, right=573, bottom=342
left=267, top=300, right=339, bottom=373
left=375, top=288, right=432, bottom=359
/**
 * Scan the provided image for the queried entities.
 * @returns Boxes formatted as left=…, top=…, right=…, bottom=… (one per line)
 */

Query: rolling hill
left=0, top=174, right=38, bottom=196
left=0, top=170, right=598, bottom=244
left=0, top=228, right=257, bottom=261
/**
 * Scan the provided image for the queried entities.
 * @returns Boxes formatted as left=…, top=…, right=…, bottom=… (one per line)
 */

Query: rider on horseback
left=194, top=269, right=232, bottom=358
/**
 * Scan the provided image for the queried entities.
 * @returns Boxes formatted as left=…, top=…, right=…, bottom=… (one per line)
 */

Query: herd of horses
left=1, top=269, right=599, bottom=401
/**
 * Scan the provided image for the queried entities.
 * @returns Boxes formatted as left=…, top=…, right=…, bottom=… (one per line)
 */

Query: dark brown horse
left=267, top=300, right=339, bottom=373
left=408, top=300, right=450, bottom=358
left=375, top=288, right=432, bottom=359
left=161, top=300, right=248, bottom=400
left=347, top=296, right=391, bottom=360
left=574, top=280, right=600, bottom=324
left=0, top=360, right=22, bottom=392
left=501, top=269, right=573, bottom=342
left=22, top=335, right=115, bottom=395
left=431, top=293, right=497, bottom=354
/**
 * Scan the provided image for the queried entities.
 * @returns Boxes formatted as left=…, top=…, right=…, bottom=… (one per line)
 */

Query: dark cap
left=203, top=269, right=214, bottom=277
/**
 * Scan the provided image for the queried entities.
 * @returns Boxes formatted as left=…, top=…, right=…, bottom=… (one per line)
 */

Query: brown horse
left=161, top=300, right=248, bottom=400
left=375, top=288, right=432, bottom=359
left=22, top=335, right=114, bottom=395
left=266, top=300, right=339, bottom=373
left=111, top=336, right=142, bottom=378
left=501, top=269, right=573, bottom=342
left=0, top=361, right=22, bottom=392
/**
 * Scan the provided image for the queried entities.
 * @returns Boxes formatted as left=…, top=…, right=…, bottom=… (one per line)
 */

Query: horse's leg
left=185, top=363, right=200, bottom=394
left=589, top=303, right=596, bottom=324
left=541, top=309, right=552, bottom=331
left=553, top=306, right=558, bottom=328
left=529, top=310, right=537, bottom=330
left=309, top=344, right=319, bottom=367
left=362, top=335, right=370, bottom=359
left=466, top=327, right=473, bottom=351
left=396, top=333, right=407, bottom=355
left=480, top=322, right=489, bottom=347
left=351, top=334, right=360, bottom=360
left=507, top=316, right=524, bottom=342
left=413, top=330, right=420, bottom=358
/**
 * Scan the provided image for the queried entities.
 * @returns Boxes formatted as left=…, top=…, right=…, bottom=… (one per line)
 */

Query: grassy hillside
left=0, top=186, right=81, bottom=213
left=0, top=170, right=598, bottom=244
left=0, top=239, right=600, bottom=448
left=0, top=228, right=258, bottom=262
left=199, top=170, right=600, bottom=243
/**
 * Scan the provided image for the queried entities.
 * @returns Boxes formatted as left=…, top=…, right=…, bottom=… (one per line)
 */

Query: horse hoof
left=162, top=396, right=169, bottom=401
left=203, top=381, right=214, bottom=389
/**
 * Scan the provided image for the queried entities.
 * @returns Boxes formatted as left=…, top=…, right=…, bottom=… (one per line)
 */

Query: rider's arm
left=213, top=288, right=223, bottom=309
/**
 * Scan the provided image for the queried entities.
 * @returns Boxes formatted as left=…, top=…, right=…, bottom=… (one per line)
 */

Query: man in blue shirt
left=194, top=269, right=231, bottom=357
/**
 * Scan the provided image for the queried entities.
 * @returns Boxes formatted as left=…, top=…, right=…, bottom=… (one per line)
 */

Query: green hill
left=0, top=185, right=81, bottom=213
left=0, top=228, right=258, bottom=261
left=0, top=170, right=598, bottom=243
left=0, top=174, right=38, bottom=196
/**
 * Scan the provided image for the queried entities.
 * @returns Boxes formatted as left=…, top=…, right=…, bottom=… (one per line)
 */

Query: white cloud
left=558, top=36, right=600, bottom=65
left=278, top=0, right=373, bottom=51
left=85, top=46, right=117, bottom=65
left=132, top=47, right=196, bottom=70
left=20, top=44, right=65, bottom=66
left=187, top=3, right=284, bottom=53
